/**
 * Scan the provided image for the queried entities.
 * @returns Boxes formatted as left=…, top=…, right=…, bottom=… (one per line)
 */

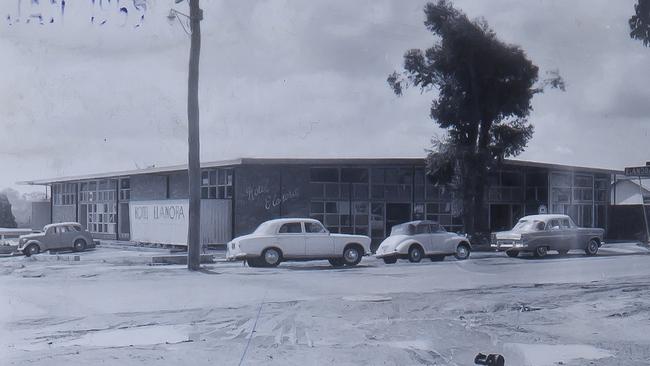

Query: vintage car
left=226, top=218, right=372, bottom=267
left=375, top=220, right=472, bottom=264
left=491, top=214, right=605, bottom=258
left=18, top=222, right=96, bottom=257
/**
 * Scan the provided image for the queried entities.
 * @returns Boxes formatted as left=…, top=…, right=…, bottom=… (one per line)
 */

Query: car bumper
left=375, top=247, right=402, bottom=259
left=491, top=242, right=529, bottom=251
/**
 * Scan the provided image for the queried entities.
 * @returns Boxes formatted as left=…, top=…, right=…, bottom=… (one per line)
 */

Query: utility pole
left=186, top=0, right=202, bottom=270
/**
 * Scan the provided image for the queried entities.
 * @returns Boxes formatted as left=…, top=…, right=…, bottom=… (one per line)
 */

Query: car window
left=536, top=221, right=546, bottom=231
left=415, top=224, right=430, bottom=234
left=560, top=219, right=572, bottom=229
left=548, top=219, right=561, bottom=230
left=305, top=222, right=327, bottom=233
left=70, top=225, right=82, bottom=232
left=278, top=222, right=303, bottom=234
left=430, top=223, right=443, bottom=233
left=55, top=226, right=68, bottom=234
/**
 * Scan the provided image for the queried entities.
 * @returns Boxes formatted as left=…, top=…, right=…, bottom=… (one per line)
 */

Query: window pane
left=325, top=202, right=338, bottom=213
left=341, top=168, right=368, bottom=183
left=310, top=168, right=339, bottom=182
left=210, top=170, right=217, bottom=185
left=201, top=171, right=209, bottom=186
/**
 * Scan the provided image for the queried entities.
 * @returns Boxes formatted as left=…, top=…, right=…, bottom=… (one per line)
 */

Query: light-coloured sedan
left=18, top=222, right=96, bottom=257
left=375, top=220, right=472, bottom=264
left=226, top=218, right=372, bottom=267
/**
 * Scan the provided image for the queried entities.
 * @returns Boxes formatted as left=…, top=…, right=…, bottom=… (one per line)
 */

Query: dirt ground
left=2, top=244, right=650, bottom=365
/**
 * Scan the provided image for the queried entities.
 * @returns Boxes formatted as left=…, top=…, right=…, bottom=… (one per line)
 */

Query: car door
left=42, top=227, right=60, bottom=250
left=562, top=218, right=581, bottom=249
left=412, top=223, right=432, bottom=254
left=545, top=219, right=566, bottom=250
left=429, top=223, right=453, bottom=253
left=305, top=221, right=334, bottom=257
left=276, top=222, right=306, bottom=258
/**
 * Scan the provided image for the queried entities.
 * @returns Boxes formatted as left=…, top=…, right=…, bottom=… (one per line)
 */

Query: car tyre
left=534, top=246, right=548, bottom=258
left=454, top=243, right=471, bottom=260
left=24, top=244, right=40, bottom=257
left=505, top=250, right=519, bottom=258
left=342, top=245, right=362, bottom=266
left=408, top=245, right=423, bottom=263
left=430, top=255, right=445, bottom=262
left=73, top=239, right=87, bottom=252
left=328, top=258, right=345, bottom=267
left=261, top=248, right=282, bottom=267
left=585, top=239, right=599, bottom=256
left=382, top=257, right=397, bottom=264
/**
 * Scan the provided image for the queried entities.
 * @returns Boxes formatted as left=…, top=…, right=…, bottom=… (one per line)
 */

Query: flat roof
left=17, top=157, right=622, bottom=185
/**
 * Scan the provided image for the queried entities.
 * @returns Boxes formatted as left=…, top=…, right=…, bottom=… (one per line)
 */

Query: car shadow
left=280, top=263, right=375, bottom=271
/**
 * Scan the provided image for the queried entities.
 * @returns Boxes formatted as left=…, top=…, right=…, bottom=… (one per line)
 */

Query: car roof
left=518, top=214, right=570, bottom=222
left=44, top=222, right=82, bottom=230
left=396, top=220, right=440, bottom=227
left=262, top=218, right=321, bottom=225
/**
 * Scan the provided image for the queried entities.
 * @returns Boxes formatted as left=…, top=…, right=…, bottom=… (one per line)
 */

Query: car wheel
left=261, top=248, right=282, bottom=267
left=454, top=243, right=471, bottom=260
left=408, top=245, right=423, bottom=263
left=342, top=245, right=362, bottom=266
left=534, top=246, right=548, bottom=258
left=73, top=239, right=87, bottom=252
left=328, top=258, right=345, bottom=267
left=430, top=255, right=445, bottom=262
left=382, top=257, right=397, bottom=264
left=506, top=250, right=519, bottom=258
left=24, top=244, right=40, bottom=257
left=585, top=239, right=599, bottom=256
left=557, top=249, right=569, bottom=256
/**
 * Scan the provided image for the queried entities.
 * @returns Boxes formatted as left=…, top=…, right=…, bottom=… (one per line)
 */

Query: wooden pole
left=187, top=0, right=202, bottom=270
left=639, top=175, right=650, bottom=243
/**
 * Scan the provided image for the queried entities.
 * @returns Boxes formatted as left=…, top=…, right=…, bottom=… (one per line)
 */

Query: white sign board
left=129, top=200, right=189, bottom=245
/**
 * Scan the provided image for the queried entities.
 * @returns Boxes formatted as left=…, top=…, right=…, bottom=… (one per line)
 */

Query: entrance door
left=490, top=204, right=512, bottom=232
left=386, top=203, right=411, bottom=235
left=118, top=202, right=130, bottom=240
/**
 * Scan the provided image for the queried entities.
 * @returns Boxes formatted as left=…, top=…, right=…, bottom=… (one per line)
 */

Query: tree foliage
left=0, top=193, right=17, bottom=228
left=388, top=1, right=563, bottom=234
left=630, top=0, right=650, bottom=46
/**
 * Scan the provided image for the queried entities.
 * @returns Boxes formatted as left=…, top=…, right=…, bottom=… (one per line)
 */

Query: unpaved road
left=2, top=245, right=650, bottom=365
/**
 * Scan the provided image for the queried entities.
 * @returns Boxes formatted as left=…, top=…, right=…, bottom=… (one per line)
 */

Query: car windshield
left=390, top=224, right=415, bottom=236
left=512, top=220, right=545, bottom=232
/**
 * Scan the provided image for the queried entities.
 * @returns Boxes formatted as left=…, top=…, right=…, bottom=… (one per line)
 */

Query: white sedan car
left=226, top=218, right=372, bottom=267
left=375, top=220, right=472, bottom=264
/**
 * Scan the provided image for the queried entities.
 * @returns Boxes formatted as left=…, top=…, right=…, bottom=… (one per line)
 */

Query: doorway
left=386, top=203, right=411, bottom=235
left=490, top=204, right=523, bottom=232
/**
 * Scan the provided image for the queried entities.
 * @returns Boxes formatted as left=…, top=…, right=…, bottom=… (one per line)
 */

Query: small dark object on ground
left=475, top=353, right=505, bottom=366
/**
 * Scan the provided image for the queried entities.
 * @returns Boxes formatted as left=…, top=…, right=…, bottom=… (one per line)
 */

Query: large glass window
left=52, top=183, right=77, bottom=206
left=201, top=168, right=233, bottom=199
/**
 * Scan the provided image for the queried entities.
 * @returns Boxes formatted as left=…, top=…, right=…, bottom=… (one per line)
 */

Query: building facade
left=22, top=158, right=617, bottom=247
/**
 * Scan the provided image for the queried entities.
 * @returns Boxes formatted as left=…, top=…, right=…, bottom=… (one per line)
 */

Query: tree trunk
left=187, top=0, right=202, bottom=271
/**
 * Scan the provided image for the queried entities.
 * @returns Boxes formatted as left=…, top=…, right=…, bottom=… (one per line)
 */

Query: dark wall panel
left=233, top=165, right=310, bottom=236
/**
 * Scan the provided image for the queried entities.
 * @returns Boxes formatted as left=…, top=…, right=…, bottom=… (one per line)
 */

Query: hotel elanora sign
left=134, top=204, right=186, bottom=221
left=129, top=200, right=189, bottom=245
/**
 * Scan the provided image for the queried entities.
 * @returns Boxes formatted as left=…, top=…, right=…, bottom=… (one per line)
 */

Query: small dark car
left=17, top=222, right=96, bottom=257
left=491, top=214, right=604, bottom=258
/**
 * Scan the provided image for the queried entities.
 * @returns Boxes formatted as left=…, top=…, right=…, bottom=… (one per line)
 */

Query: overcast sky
left=1, top=0, right=649, bottom=192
